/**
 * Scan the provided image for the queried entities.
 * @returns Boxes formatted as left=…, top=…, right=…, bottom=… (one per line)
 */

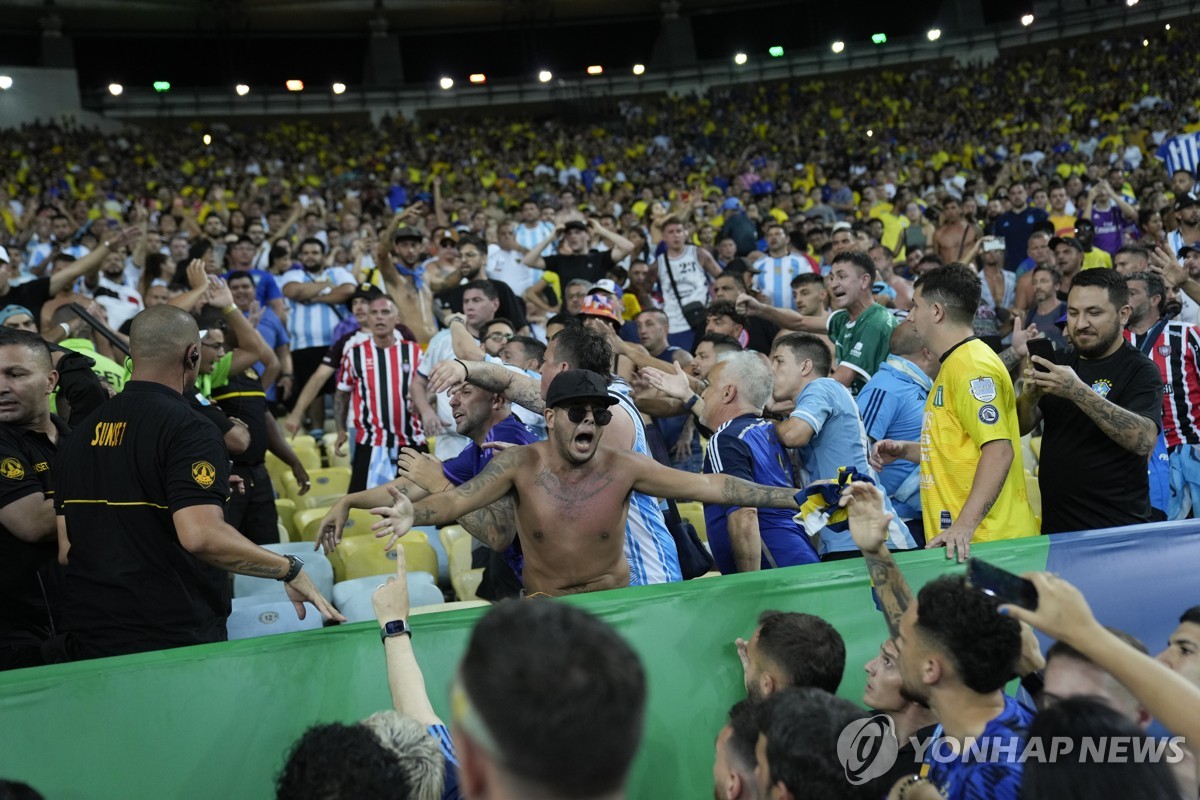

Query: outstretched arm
left=625, top=451, right=800, bottom=509
left=839, top=481, right=914, bottom=640
left=427, top=357, right=546, bottom=413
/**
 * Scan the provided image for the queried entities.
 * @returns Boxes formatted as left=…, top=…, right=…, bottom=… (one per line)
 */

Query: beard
left=1069, top=325, right=1122, bottom=359
left=898, top=679, right=930, bottom=707
left=1166, top=300, right=1183, bottom=319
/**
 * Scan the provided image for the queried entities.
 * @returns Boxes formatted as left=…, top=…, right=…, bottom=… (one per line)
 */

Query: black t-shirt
left=1038, top=342, right=1163, bottom=534
left=0, top=416, right=68, bottom=649
left=746, top=316, right=781, bottom=355
left=0, top=278, right=51, bottom=329
left=56, top=381, right=232, bottom=658
left=435, top=281, right=529, bottom=331
left=213, top=368, right=269, bottom=467
left=542, top=251, right=615, bottom=286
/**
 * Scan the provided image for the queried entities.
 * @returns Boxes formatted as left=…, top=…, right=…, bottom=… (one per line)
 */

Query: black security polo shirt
left=0, top=416, right=68, bottom=662
left=212, top=367, right=269, bottom=467
left=56, top=381, right=232, bottom=659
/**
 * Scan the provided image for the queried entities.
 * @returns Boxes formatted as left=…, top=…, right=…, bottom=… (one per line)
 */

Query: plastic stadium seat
left=1029, top=436, right=1042, bottom=462
left=327, top=532, right=438, bottom=582
left=334, top=578, right=444, bottom=623
left=227, top=599, right=324, bottom=640
left=321, top=433, right=351, bottom=468
left=275, top=498, right=296, bottom=540
left=1025, top=472, right=1042, bottom=519
left=677, top=501, right=707, bottom=542
left=439, top=525, right=474, bottom=578
left=293, top=507, right=333, bottom=542
left=411, top=599, right=490, bottom=616
left=233, top=543, right=333, bottom=601
left=331, top=573, right=435, bottom=609
left=285, top=467, right=352, bottom=509
left=277, top=522, right=289, bottom=542
left=302, top=507, right=377, bottom=543
left=415, top=525, right=449, bottom=582
left=452, top=568, right=484, bottom=602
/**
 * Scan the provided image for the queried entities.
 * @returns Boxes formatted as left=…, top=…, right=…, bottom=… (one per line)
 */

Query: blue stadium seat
left=227, top=599, right=325, bottom=640
left=232, top=543, right=333, bottom=601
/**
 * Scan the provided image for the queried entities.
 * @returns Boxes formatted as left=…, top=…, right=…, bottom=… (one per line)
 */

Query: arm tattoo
left=864, top=551, right=914, bottom=640
left=719, top=476, right=798, bottom=509
left=466, top=362, right=547, bottom=414
left=1069, top=384, right=1157, bottom=456
left=458, top=492, right=518, bottom=551
left=998, top=347, right=1021, bottom=372
left=217, top=558, right=283, bottom=578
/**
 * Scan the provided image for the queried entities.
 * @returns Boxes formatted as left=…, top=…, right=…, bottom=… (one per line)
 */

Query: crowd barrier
left=2, top=520, right=1198, bottom=799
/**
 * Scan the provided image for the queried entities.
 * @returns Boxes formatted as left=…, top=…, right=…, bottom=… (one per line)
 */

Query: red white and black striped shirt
left=1125, top=320, right=1200, bottom=447
left=337, top=333, right=425, bottom=448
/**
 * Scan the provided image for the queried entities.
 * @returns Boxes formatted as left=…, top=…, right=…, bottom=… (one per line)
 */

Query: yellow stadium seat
left=1029, top=436, right=1042, bottom=462
left=321, top=433, right=351, bottom=468
left=677, top=501, right=707, bottom=542
left=293, top=506, right=333, bottom=543
left=285, top=466, right=351, bottom=509
left=1025, top=473, right=1042, bottom=519
left=328, top=531, right=437, bottom=582
left=411, top=599, right=490, bottom=616
left=301, top=507, right=379, bottom=543
left=439, top=525, right=474, bottom=577
left=275, top=498, right=296, bottom=541
left=451, top=568, right=485, bottom=602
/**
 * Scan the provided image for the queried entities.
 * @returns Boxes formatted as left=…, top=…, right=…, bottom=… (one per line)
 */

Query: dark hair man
left=712, top=699, right=759, bottom=800
left=276, top=723, right=413, bottom=800
left=55, top=306, right=343, bottom=660
left=736, top=610, right=846, bottom=699
left=1157, top=606, right=1200, bottom=689
left=1017, top=269, right=1162, bottom=533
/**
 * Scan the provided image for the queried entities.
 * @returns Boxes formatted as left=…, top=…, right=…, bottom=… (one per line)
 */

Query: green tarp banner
left=0, top=539, right=1051, bottom=799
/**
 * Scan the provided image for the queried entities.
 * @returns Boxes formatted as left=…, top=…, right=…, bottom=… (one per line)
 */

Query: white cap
left=0, top=246, right=9, bottom=264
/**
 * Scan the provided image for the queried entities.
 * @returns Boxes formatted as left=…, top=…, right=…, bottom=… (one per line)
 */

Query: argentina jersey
left=279, top=266, right=356, bottom=350
left=608, top=380, right=683, bottom=585
left=754, top=254, right=814, bottom=310
left=513, top=220, right=556, bottom=258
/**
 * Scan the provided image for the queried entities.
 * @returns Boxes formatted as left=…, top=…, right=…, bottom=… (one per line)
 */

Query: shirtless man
left=930, top=198, right=980, bottom=264
left=368, top=370, right=806, bottom=596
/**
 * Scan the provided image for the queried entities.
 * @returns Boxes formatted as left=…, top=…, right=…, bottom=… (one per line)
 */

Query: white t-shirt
left=486, top=244, right=537, bottom=295
left=655, top=245, right=710, bottom=334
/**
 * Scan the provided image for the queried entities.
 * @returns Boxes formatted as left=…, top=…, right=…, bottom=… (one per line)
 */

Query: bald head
left=889, top=321, right=924, bottom=358
left=130, top=305, right=201, bottom=366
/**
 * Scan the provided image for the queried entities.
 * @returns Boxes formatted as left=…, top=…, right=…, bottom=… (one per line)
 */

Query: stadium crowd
left=3, top=16, right=1200, bottom=800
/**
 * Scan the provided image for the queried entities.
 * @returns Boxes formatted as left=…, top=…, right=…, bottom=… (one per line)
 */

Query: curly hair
left=276, top=722, right=412, bottom=800
left=914, top=575, right=1022, bottom=694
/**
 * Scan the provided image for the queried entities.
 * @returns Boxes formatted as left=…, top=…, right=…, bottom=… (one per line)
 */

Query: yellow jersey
left=920, top=338, right=1039, bottom=542
left=1082, top=249, right=1113, bottom=271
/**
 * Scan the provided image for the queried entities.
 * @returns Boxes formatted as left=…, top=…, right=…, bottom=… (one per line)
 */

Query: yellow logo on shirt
left=192, top=461, right=216, bottom=489
left=0, top=458, right=24, bottom=480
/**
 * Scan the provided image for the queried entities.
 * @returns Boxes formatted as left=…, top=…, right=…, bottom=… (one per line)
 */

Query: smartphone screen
left=966, top=558, right=1039, bottom=610
left=1027, top=338, right=1055, bottom=373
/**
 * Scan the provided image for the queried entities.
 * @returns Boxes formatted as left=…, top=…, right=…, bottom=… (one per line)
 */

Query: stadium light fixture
left=1165, top=23, right=1171, bottom=29
left=871, top=32, right=887, bottom=44
left=108, top=83, right=123, bottom=96
left=831, top=41, right=846, bottom=54
left=632, top=64, right=645, bottom=75
left=1126, top=0, right=1138, bottom=5
left=1143, top=38, right=1149, bottom=46
left=538, top=70, right=553, bottom=83
left=469, top=73, right=486, bottom=84
left=768, top=46, right=784, bottom=57
left=285, top=79, right=304, bottom=91
left=586, top=65, right=603, bottom=75
left=332, top=82, right=346, bottom=94
left=439, top=77, right=454, bottom=90
left=1020, top=13, right=1035, bottom=26
left=867, top=129, right=874, bottom=137
left=0, top=76, right=12, bottom=91
left=734, top=52, right=748, bottom=65
left=927, top=28, right=942, bottom=41
left=202, top=134, right=212, bottom=146
left=153, top=81, right=170, bottom=93
left=235, top=83, right=250, bottom=96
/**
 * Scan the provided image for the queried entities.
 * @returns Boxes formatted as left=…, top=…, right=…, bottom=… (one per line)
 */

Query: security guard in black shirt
left=0, top=329, right=68, bottom=670
left=55, top=305, right=344, bottom=660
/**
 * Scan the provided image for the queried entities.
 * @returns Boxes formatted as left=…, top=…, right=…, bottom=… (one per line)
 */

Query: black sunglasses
left=563, top=404, right=612, bottom=426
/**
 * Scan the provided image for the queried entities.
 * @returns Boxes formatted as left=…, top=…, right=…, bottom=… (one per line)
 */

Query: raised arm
left=371, top=548, right=442, bottom=726
left=1026, top=356, right=1157, bottom=456
left=427, top=357, right=545, bottom=413
left=840, top=481, right=914, bottom=640
left=591, top=220, right=635, bottom=263
left=624, top=450, right=800, bottom=509
left=737, top=293, right=827, bottom=333
left=446, top=315, right=486, bottom=361
left=522, top=228, right=560, bottom=269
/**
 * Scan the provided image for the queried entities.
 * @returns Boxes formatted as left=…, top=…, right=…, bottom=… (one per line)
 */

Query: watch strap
left=277, top=554, right=304, bottom=583
left=380, top=619, right=412, bottom=642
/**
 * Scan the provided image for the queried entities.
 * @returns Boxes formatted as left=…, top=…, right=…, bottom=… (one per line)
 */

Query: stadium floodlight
left=831, top=41, right=845, bottom=54
left=469, top=73, right=486, bottom=84
left=439, top=77, right=454, bottom=90
left=1165, top=23, right=1171, bottom=29
left=153, top=81, right=170, bottom=92
left=285, top=79, right=304, bottom=91
left=538, top=70, right=553, bottom=83
left=202, top=134, right=212, bottom=145
left=734, top=52, right=748, bottom=65
left=632, top=64, right=645, bottom=75
left=1126, top=0, right=1139, bottom=6
left=927, top=28, right=942, bottom=42
left=108, top=83, right=123, bottom=96
left=867, top=129, right=874, bottom=137
left=235, top=83, right=250, bottom=96
left=586, top=65, right=603, bottom=75
left=0, top=76, right=12, bottom=90
left=871, top=32, right=887, bottom=44
left=1143, top=38, right=1149, bottom=46
left=768, top=46, right=784, bottom=57
left=1020, top=13, right=1035, bottom=26
left=332, top=82, right=346, bottom=94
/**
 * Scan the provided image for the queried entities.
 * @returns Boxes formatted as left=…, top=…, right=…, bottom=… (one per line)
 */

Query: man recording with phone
left=1016, top=268, right=1162, bottom=534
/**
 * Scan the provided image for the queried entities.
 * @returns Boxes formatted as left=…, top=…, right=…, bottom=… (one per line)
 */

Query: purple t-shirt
left=1090, top=206, right=1127, bottom=254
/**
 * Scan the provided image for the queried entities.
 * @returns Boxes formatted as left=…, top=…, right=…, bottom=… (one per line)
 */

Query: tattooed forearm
left=466, top=362, right=547, bottom=414
left=1070, top=385, right=1157, bottom=456
left=718, top=476, right=799, bottom=509
left=864, top=551, right=914, bottom=640
left=217, top=558, right=284, bottom=578
left=998, top=346, right=1022, bottom=373
left=458, top=493, right=519, bottom=551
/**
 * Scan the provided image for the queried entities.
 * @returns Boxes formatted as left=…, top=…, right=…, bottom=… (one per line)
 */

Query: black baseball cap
left=393, top=226, right=422, bottom=241
left=1178, top=245, right=1200, bottom=259
left=1176, top=196, right=1199, bottom=212
left=546, top=370, right=617, bottom=409
left=1073, top=218, right=1094, bottom=230
left=1048, top=236, right=1084, bottom=253
left=347, top=283, right=386, bottom=311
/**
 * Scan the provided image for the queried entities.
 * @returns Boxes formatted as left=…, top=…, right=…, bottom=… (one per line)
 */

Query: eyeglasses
left=485, top=332, right=513, bottom=342
left=563, top=404, right=612, bottom=426
left=201, top=341, right=226, bottom=352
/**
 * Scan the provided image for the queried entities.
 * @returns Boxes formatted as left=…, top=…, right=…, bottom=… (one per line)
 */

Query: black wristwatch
left=684, top=393, right=701, bottom=411
left=380, top=619, right=412, bottom=642
left=277, top=554, right=304, bottom=583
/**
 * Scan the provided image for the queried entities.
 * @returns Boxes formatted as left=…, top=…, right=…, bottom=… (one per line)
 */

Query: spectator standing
left=653, top=217, right=722, bottom=350
left=1023, top=264, right=1069, bottom=350
left=930, top=198, right=980, bottom=264
left=752, top=222, right=817, bottom=310
left=1167, top=196, right=1200, bottom=257
left=227, top=269, right=292, bottom=405
left=1018, top=269, right=1162, bottom=533
left=994, top=182, right=1049, bottom=271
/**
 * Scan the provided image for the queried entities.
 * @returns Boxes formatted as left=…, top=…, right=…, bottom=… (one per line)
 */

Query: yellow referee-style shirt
left=920, top=338, right=1039, bottom=542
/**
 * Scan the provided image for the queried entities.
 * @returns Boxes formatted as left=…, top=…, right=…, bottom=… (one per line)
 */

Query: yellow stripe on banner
left=61, top=499, right=170, bottom=510
left=211, top=391, right=267, bottom=401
